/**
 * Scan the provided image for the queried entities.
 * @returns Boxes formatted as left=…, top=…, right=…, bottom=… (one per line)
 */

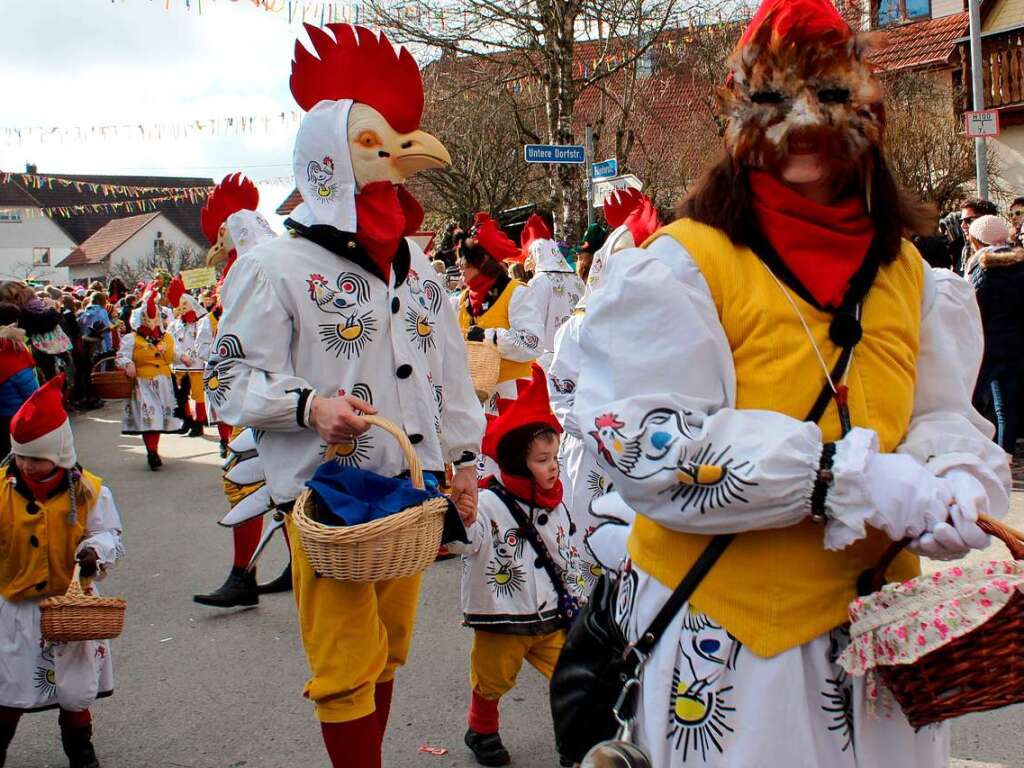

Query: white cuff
left=824, top=427, right=880, bottom=551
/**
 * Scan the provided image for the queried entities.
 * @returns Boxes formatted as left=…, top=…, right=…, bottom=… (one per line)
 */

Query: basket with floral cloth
left=839, top=515, right=1024, bottom=728
left=291, top=416, right=463, bottom=583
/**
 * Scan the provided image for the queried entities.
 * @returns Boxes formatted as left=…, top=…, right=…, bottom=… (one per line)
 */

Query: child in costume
left=571, top=1, right=1010, bottom=765
left=448, top=365, right=582, bottom=767
left=167, top=276, right=210, bottom=438
left=0, top=304, right=39, bottom=459
left=0, top=376, right=123, bottom=768
left=116, top=294, right=183, bottom=470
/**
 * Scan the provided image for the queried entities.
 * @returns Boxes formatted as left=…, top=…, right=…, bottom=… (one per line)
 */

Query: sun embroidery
left=486, top=557, right=526, bottom=598
left=666, top=444, right=758, bottom=515
left=34, top=666, right=57, bottom=700
left=204, top=333, right=244, bottom=409
left=668, top=671, right=735, bottom=760
left=319, top=313, right=377, bottom=359
left=587, top=470, right=610, bottom=499
left=822, top=628, right=854, bottom=752
left=324, top=433, right=373, bottom=468
left=405, top=308, right=435, bottom=354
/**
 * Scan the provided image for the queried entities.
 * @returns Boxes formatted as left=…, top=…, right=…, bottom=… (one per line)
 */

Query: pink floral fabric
left=839, top=560, right=1024, bottom=697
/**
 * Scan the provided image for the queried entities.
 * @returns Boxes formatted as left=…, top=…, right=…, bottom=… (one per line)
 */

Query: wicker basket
left=40, top=564, right=127, bottom=642
left=865, top=516, right=1024, bottom=728
left=466, top=339, right=501, bottom=403
left=90, top=358, right=133, bottom=400
left=291, top=416, right=448, bottom=583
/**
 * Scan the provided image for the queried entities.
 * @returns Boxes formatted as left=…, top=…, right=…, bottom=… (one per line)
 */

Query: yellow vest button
left=29, top=535, right=39, bottom=548
left=35, top=581, right=46, bottom=591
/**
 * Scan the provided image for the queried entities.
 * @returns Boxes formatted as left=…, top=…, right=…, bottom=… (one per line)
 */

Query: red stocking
left=468, top=690, right=500, bottom=734
left=374, top=680, right=394, bottom=733
left=320, top=714, right=381, bottom=768
left=58, top=709, right=91, bottom=729
left=195, top=402, right=208, bottom=425
left=142, top=432, right=160, bottom=453
left=232, top=518, right=263, bottom=569
left=217, top=423, right=233, bottom=443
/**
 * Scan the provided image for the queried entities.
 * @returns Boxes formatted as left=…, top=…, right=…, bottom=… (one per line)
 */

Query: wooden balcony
left=960, top=28, right=1024, bottom=112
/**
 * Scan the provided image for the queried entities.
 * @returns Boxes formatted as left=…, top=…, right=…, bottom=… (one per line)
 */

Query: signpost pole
left=585, top=124, right=595, bottom=229
left=969, top=0, right=989, bottom=200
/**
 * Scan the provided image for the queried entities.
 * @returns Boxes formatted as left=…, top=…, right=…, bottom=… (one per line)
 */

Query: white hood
left=291, top=99, right=358, bottom=233
left=529, top=238, right=573, bottom=273
left=225, top=209, right=277, bottom=257
left=577, top=223, right=633, bottom=309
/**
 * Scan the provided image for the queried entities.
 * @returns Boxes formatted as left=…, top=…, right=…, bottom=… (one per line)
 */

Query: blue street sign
left=524, top=144, right=586, bottom=164
left=592, top=158, right=618, bottom=179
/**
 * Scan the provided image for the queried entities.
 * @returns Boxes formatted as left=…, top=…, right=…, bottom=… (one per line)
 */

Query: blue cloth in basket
left=306, top=463, right=441, bottom=527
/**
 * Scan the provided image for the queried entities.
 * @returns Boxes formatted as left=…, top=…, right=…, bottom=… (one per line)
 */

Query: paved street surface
left=6, top=404, right=1023, bottom=767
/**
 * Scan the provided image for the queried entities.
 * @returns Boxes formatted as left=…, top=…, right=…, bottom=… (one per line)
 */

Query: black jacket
left=968, top=246, right=1024, bottom=369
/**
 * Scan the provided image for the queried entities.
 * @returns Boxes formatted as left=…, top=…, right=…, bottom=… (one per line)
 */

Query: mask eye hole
left=750, top=90, right=784, bottom=105
left=818, top=88, right=851, bottom=104
left=356, top=130, right=382, bottom=149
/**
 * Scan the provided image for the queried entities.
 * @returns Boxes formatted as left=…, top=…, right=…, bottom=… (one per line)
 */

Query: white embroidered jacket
left=528, top=242, right=584, bottom=368
left=169, top=317, right=206, bottom=372
left=207, top=232, right=485, bottom=504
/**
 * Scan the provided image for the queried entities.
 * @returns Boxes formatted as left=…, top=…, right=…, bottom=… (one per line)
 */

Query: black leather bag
left=550, top=534, right=733, bottom=763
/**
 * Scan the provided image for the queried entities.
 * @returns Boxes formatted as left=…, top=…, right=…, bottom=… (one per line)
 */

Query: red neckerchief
left=489, top=472, right=564, bottom=511
left=749, top=170, right=874, bottom=309
left=354, top=182, right=424, bottom=281
left=466, top=273, right=498, bottom=315
left=22, top=467, right=67, bottom=501
left=136, top=326, right=162, bottom=342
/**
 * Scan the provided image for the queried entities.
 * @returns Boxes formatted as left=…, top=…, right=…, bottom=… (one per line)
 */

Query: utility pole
left=585, top=123, right=595, bottom=228
left=968, top=0, right=989, bottom=199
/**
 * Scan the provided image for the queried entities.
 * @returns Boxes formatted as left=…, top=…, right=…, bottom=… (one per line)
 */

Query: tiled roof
left=55, top=213, right=161, bottom=268
left=870, top=12, right=969, bottom=72
left=276, top=188, right=302, bottom=216
left=0, top=172, right=213, bottom=246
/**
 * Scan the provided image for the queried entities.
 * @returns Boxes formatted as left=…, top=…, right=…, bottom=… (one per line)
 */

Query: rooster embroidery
left=306, top=272, right=370, bottom=314
left=307, top=156, right=336, bottom=199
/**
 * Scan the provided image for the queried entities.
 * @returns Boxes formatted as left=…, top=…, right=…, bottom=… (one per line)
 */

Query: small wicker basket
left=90, top=358, right=133, bottom=400
left=40, top=564, right=127, bottom=642
left=864, top=515, right=1024, bottom=728
left=291, top=416, right=448, bottom=583
left=466, top=339, right=501, bottom=403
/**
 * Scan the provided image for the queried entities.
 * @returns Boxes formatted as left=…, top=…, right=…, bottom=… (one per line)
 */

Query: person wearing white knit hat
left=0, top=374, right=125, bottom=768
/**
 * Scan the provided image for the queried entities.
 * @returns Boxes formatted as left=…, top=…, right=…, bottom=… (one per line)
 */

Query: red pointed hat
left=473, top=213, right=522, bottom=263
left=738, top=0, right=851, bottom=50
left=10, top=375, right=76, bottom=468
left=481, top=365, right=562, bottom=462
left=603, top=188, right=648, bottom=229
left=623, top=196, right=662, bottom=247
left=520, top=213, right=553, bottom=262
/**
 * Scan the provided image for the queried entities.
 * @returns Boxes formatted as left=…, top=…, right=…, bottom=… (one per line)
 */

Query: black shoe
left=146, top=451, right=162, bottom=471
left=192, top=566, right=259, bottom=608
left=188, top=421, right=205, bottom=438
left=60, top=722, right=100, bottom=768
left=84, top=399, right=105, bottom=411
left=219, top=440, right=229, bottom=459
left=0, top=718, right=18, bottom=768
left=257, top=563, right=292, bottom=595
left=465, top=729, right=511, bottom=767
left=559, top=757, right=576, bottom=767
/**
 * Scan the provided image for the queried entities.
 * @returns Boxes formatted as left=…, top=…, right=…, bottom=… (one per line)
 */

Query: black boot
left=219, top=440, right=229, bottom=459
left=192, top=566, right=259, bottom=608
left=465, top=729, right=511, bottom=767
left=257, top=562, right=292, bottom=595
left=60, top=722, right=100, bottom=768
left=0, top=718, right=18, bottom=768
left=146, top=451, right=162, bottom=471
left=188, top=421, right=205, bottom=438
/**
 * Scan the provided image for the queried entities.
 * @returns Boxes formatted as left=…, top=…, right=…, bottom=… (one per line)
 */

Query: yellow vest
left=0, top=467, right=103, bottom=601
left=628, top=218, right=923, bottom=657
left=459, top=280, right=535, bottom=383
left=133, top=332, right=175, bottom=379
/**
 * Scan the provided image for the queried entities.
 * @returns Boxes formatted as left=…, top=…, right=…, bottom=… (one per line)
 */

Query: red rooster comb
left=738, top=0, right=851, bottom=50
left=166, top=275, right=186, bottom=310
left=595, top=413, right=625, bottom=430
left=473, top=212, right=521, bottom=263
left=201, top=173, right=259, bottom=245
left=481, top=365, right=562, bottom=462
left=145, top=295, right=158, bottom=321
left=520, top=214, right=553, bottom=261
left=290, top=24, right=424, bottom=134
left=624, top=196, right=662, bottom=247
left=603, top=188, right=647, bottom=229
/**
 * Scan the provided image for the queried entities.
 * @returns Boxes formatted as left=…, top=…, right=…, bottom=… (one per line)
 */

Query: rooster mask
left=288, top=24, right=451, bottom=268
left=202, top=173, right=274, bottom=275
left=720, top=0, right=884, bottom=183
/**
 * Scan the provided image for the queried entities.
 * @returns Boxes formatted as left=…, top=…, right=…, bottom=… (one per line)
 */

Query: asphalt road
left=5, top=404, right=1023, bottom=768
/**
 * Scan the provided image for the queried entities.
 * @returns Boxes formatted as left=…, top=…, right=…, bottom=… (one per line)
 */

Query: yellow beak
left=392, top=129, right=451, bottom=178
left=205, top=242, right=224, bottom=268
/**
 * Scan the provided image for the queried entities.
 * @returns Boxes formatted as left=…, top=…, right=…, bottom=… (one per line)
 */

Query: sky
left=0, top=0, right=332, bottom=226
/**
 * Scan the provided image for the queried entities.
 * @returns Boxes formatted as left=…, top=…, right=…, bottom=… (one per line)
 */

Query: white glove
left=863, top=454, right=951, bottom=541
left=909, top=470, right=990, bottom=560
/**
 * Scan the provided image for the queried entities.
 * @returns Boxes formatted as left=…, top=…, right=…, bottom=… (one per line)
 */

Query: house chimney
left=25, top=163, right=37, bottom=174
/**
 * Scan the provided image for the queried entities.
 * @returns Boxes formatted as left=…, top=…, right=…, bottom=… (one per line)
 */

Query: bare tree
left=366, top=0, right=704, bottom=238
left=108, top=243, right=203, bottom=287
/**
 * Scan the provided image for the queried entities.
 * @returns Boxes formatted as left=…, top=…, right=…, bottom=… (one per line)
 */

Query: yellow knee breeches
left=470, top=629, right=566, bottom=700
left=288, top=516, right=422, bottom=723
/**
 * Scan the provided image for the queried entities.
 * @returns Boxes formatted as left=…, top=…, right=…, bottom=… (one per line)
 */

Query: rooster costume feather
left=206, top=24, right=484, bottom=767
left=565, top=0, right=1010, bottom=765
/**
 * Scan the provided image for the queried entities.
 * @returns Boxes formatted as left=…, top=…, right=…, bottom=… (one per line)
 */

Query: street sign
left=965, top=110, right=1001, bottom=138
left=524, top=144, right=586, bottom=164
left=592, top=158, right=618, bottom=179
left=592, top=174, right=643, bottom=207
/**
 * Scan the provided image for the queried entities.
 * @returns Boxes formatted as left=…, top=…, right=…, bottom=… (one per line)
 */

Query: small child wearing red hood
left=447, top=365, right=584, bottom=767
left=0, top=376, right=124, bottom=768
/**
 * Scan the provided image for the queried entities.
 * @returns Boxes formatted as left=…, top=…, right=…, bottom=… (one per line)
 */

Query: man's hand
left=309, top=393, right=377, bottom=444
left=180, top=354, right=193, bottom=368
left=77, top=548, right=100, bottom=579
left=123, top=362, right=137, bottom=379
left=450, top=466, right=479, bottom=526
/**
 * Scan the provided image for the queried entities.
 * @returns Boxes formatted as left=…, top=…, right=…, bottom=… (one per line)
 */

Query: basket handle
left=65, top=563, right=85, bottom=598
left=859, top=513, right=1024, bottom=595
left=91, top=357, right=121, bottom=375
left=323, top=415, right=425, bottom=490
